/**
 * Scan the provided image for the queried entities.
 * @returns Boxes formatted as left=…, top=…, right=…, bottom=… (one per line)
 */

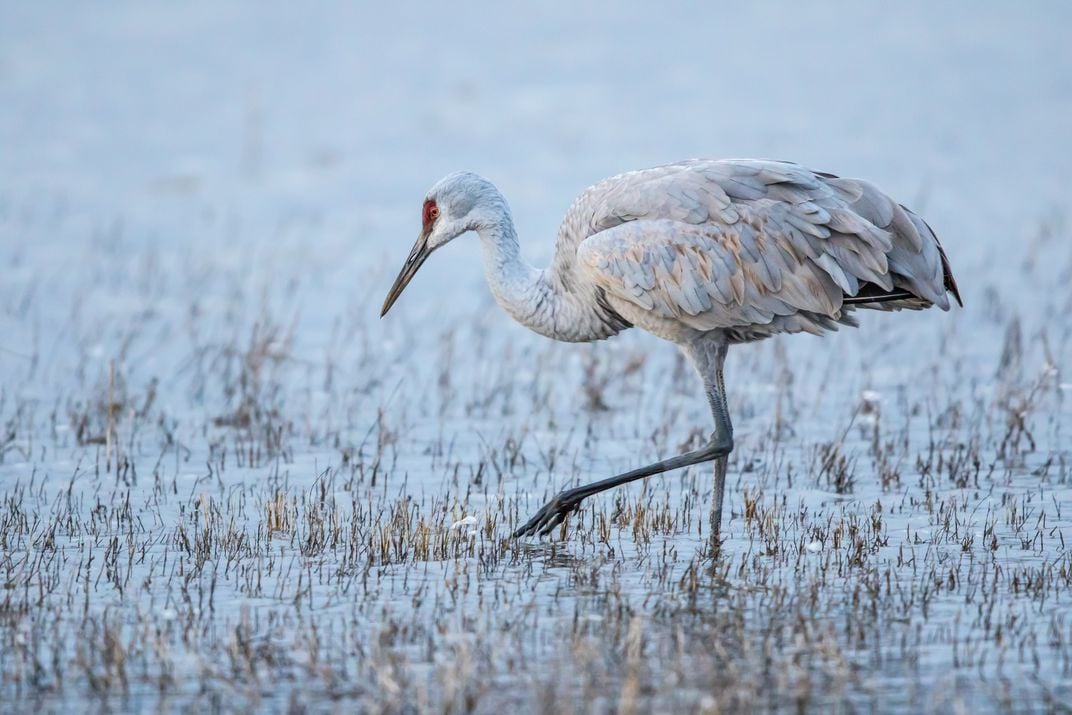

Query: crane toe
left=512, top=489, right=583, bottom=538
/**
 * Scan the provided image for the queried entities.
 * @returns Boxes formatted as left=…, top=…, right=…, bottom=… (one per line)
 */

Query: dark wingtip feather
left=938, top=244, right=963, bottom=307
left=920, top=218, right=963, bottom=307
left=842, top=288, right=916, bottom=305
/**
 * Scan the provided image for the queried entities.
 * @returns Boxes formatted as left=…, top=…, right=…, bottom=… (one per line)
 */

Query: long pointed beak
left=381, top=227, right=432, bottom=317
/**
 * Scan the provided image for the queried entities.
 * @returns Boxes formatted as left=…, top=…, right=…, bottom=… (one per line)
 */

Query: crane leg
left=513, top=342, right=733, bottom=541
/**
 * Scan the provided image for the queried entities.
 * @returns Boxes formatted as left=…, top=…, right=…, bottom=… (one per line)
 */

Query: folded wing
left=572, top=159, right=959, bottom=338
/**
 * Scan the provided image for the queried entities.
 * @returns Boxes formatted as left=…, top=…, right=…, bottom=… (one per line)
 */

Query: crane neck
left=476, top=213, right=533, bottom=299
left=475, top=210, right=630, bottom=343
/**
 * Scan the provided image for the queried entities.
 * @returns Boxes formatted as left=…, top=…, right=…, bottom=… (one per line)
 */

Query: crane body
left=381, top=159, right=961, bottom=541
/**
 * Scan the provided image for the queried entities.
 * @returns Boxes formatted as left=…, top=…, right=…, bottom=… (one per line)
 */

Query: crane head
left=381, top=171, right=504, bottom=318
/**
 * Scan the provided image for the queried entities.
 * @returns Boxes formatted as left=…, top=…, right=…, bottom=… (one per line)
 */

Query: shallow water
left=1, top=1, right=1072, bottom=712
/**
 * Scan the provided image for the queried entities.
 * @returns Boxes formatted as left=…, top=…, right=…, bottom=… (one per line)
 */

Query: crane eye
left=429, top=206, right=439, bottom=220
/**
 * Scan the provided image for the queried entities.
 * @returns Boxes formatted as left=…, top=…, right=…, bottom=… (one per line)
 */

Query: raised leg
left=513, top=340, right=733, bottom=540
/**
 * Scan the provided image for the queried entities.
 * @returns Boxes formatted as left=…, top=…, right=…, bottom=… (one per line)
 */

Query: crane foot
left=512, top=488, right=584, bottom=538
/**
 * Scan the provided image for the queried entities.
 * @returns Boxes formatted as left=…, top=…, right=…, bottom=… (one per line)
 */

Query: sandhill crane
left=381, top=159, right=961, bottom=542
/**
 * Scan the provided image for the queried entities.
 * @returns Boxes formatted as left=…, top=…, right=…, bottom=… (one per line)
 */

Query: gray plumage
left=381, top=159, right=961, bottom=542
left=553, top=159, right=959, bottom=344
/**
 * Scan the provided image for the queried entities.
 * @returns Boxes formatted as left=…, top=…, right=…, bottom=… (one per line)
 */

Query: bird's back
left=553, top=159, right=960, bottom=343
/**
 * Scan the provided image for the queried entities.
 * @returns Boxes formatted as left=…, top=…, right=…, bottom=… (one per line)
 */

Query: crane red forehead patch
left=422, top=199, right=439, bottom=227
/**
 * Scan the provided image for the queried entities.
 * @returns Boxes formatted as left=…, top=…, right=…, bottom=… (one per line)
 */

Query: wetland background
left=2, top=1, right=1072, bottom=712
